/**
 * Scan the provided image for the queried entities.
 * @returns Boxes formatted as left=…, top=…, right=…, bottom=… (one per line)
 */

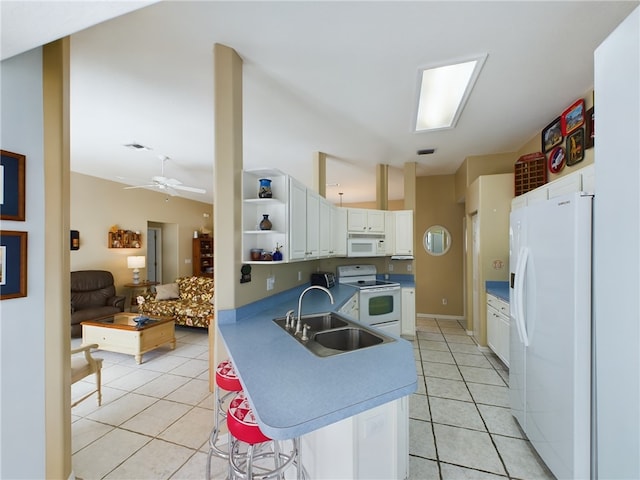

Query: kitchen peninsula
left=217, top=283, right=417, bottom=478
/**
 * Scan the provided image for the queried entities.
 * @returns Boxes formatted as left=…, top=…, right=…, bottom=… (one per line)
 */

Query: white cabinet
left=385, top=211, right=395, bottom=255
left=242, top=170, right=288, bottom=263
left=331, top=206, right=347, bottom=257
left=394, top=210, right=414, bottom=256
left=301, top=396, right=408, bottom=480
left=288, top=176, right=308, bottom=261
left=306, top=189, right=320, bottom=258
left=318, top=198, right=333, bottom=257
left=486, top=293, right=509, bottom=366
left=401, top=287, right=415, bottom=337
left=348, top=208, right=385, bottom=233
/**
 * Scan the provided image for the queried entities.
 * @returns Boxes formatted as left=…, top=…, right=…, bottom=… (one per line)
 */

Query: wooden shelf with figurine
left=108, top=227, right=142, bottom=248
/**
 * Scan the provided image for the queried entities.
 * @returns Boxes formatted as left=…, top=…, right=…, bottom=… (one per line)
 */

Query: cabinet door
left=331, top=206, right=347, bottom=257
left=288, top=178, right=307, bottom=260
left=385, top=211, right=395, bottom=255
left=394, top=210, right=413, bottom=255
left=401, top=288, right=415, bottom=336
left=347, top=208, right=368, bottom=232
left=367, top=210, right=386, bottom=233
left=306, top=190, right=320, bottom=258
left=318, top=198, right=332, bottom=257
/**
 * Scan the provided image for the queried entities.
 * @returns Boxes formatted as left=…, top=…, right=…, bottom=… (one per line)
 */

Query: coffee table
left=81, top=312, right=176, bottom=364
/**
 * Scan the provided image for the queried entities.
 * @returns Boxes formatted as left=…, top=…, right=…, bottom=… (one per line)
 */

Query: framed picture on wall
left=561, top=99, right=585, bottom=136
left=585, top=107, right=594, bottom=149
left=0, top=150, right=26, bottom=221
left=566, top=128, right=585, bottom=166
left=548, top=146, right=566, bottom=174
left=541, top=117, right=563, bottom=153
left=0, top=230, right=28, bottom=300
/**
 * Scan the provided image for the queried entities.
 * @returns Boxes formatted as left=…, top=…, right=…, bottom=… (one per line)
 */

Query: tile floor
left=408, top=317, right=554, bottom=480
left=71, top=320, right=554, bottom=480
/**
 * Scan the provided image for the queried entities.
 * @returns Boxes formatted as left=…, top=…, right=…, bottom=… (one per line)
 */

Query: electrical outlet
left=185, top=259, right=191, bottom=264
left=388, top=264, right=394, bottom=272
left=407, top=264, right=412, bottom=272
left=442, top=298, right=447, bottom=305
left=267, top=276, right=275, bottom=291
left=298, top=271, right=302, bottom=281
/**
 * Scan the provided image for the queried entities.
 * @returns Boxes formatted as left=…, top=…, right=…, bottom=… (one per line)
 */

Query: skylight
left=415, top=55, right=487, bottom=132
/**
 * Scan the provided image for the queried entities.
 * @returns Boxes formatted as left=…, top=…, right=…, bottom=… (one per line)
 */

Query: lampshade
left=127, top=256, right=146, bottom=269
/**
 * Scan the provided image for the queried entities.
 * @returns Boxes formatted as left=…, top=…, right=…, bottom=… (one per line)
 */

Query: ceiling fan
left=121, top=155, right=206, bottom=196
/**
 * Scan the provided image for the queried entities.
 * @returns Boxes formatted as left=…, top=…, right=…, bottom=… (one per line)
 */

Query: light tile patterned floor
left=408, top=317, right=555, bottom=480
left=72, top=320, right=555, bottom=479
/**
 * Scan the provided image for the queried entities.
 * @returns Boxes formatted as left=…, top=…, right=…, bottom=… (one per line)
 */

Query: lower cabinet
left=301, top=396, right=409, bottom=479
left=401, top=288, right=415, bottom=337
left=486, top=293, right=509, bottom=367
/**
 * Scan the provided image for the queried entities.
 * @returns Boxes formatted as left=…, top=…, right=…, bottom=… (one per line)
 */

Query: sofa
left=70, top=270, right=126, bottom=337
left=137, top=276, right=214, bottom=329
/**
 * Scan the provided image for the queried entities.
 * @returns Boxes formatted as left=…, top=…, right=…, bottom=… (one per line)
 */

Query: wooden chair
left=71, top=344, right=103, bottom=407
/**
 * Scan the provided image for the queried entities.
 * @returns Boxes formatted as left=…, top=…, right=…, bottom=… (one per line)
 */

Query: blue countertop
left=486, top=281, right=509, bottom=302
left=218, top=284, right=418, bottom=440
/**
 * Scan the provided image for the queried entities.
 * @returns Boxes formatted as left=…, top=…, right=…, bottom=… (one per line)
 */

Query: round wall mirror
left=423, top=225, right=451, bottom=256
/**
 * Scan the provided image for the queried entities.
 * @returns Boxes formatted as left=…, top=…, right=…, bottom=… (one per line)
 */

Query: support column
left=43, top=38, right=71, bottom=480
left=212, top=43, right=243, bottom=374
left=376, top=164, right=389, bottom=210
left=313, top=151, right=327, bottom=197
left=403, top=162, right=417, bottom=211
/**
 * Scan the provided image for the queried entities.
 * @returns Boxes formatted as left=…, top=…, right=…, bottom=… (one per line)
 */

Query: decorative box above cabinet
left=108, top=229, right=141, bottom=248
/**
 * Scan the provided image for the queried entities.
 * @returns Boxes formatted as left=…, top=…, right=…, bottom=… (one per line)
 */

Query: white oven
left=347, top=234, right=386, bottom=257
left=337, top=265, right=401, bottom=336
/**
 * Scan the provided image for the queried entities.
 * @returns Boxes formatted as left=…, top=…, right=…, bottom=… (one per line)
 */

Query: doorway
left=147, top=226, right=162, bottom=283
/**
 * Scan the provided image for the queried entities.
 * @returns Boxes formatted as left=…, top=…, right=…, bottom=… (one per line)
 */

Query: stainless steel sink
left=273, top=312, right=348, bottom=332
left=314, top=327, right=384, bottom=351
left=273, top=312, right=395, bottom=357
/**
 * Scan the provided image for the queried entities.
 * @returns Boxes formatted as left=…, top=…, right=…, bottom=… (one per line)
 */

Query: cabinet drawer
left=487, top=294, right=509, bottom=316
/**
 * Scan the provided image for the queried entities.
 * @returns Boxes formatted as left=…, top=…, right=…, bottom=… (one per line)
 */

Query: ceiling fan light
left=415, top=55, right=487, bottom=132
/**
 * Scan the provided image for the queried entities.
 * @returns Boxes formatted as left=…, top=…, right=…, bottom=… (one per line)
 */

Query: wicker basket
left=514, top=152, right=547, bottom=196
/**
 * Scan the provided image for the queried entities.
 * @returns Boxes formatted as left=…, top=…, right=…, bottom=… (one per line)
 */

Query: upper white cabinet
left=331, top=206, right=347, bottom=257
left=347, top=208, right=385, bottom=233
left=288, top=177, right=333, bottom=261
left=242, top=169, right=288, bottom=263
left=288, top=176, right=309, bottom=261
left=393, top=210, right=414, bottom=256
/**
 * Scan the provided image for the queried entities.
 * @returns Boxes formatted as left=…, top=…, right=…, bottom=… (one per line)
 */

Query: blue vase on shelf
left=258, top=178, right=272, bottom=198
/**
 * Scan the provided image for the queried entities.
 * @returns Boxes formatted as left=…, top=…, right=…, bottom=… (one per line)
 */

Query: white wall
left=594, top=6, right=640, bottom=478
left=0, top=48, right=47, bottom=478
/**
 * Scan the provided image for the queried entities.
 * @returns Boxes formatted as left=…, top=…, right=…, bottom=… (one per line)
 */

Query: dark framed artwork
left=585, top=107, right=594, bottom=149
left=561, top=99, right=585, bottom=136
left=541, top=117, right=563, bottom=153
left=566, top=128, right=585, bottom=166
left=548, top=146, right=566, bottom=174
left=0, top=230, right=28, bottom=300
left=0, top=150, right=26, bottom=221
left=70, top=230, right=80, bottom=250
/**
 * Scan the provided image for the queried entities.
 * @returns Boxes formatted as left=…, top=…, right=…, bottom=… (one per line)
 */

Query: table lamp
left=127, top=256, right=145, bottom=284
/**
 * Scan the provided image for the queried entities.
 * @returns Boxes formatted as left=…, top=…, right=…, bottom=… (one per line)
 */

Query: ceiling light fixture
left=414, top=54, right=487, bottom=132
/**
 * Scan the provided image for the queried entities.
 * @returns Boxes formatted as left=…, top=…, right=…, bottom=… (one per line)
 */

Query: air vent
left=124, top=142, right=151, bottom=151
left=417, top=148, right=436, bottom=155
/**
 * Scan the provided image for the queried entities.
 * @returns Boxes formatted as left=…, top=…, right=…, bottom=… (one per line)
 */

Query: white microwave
left=347, top=234, right=386, bottom=257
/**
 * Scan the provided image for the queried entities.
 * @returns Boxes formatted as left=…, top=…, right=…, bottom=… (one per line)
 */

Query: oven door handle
left=359, top=287, right=400, bottom=294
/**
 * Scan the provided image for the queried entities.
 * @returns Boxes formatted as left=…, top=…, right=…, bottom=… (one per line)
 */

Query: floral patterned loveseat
left=138, top=276, right=214, bottom=328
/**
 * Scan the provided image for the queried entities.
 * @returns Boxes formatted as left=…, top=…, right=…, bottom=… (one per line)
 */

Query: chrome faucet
left=296, top=285, right=335, bottom=335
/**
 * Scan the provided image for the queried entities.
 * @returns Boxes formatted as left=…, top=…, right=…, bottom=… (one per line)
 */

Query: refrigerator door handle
left=515, top=246, right=530, bottom=347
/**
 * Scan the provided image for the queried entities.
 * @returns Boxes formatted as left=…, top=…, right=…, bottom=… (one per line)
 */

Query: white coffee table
left=81, top=312, right=176, bottom=364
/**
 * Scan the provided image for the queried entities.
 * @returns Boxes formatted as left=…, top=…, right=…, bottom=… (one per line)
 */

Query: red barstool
left=227, top=392, right=305, bottom=479
left=206, top=359, right=243, bottom=480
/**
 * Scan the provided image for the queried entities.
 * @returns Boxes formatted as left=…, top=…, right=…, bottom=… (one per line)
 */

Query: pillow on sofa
left=155, top=283, right=180, bottom=301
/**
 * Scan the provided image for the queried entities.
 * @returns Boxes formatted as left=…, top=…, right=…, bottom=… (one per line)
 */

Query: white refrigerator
left=509, top=192, right=593, bottom=480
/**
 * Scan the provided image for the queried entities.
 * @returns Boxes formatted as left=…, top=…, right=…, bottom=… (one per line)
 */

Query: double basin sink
left=273, top=312, right=395, bottom=357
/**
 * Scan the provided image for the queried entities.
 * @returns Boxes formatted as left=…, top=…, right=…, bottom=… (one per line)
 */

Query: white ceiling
left=2, top=1, right=638, bottom=204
